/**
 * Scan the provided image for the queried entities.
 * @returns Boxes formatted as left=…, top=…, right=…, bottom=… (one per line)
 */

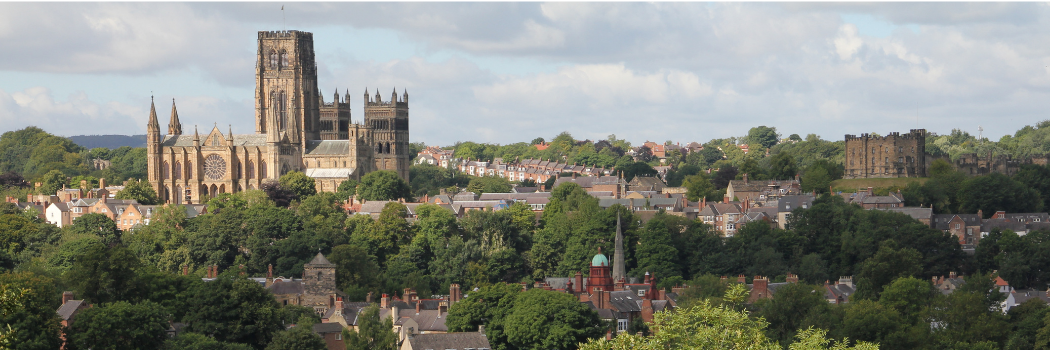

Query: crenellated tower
left=254, top=30, right=321, bottom=145
left=364, top=87, right=410, bottom=181
left=318, top=88, right=351, bottom=140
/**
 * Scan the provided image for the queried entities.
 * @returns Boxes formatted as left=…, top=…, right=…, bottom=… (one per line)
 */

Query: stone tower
left=364, top=88, right=410, bottom=181
left=302, top=252, right=337, bottom=314
left=255, top=30, right=321, bottom=145
left=843, top=129, right=927, bottom=179
left=318, top=89, right=351, bottom=140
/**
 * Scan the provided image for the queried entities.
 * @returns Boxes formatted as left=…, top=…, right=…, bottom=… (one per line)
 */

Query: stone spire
left=613, top=211, right=626, bottom=282
left=147, top=97, right=160, bottom=134
left=167, top=98, right=182, bottom=135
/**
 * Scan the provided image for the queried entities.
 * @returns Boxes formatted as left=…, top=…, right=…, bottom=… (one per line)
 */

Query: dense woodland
left=3, top=124, right=1050, bottom=349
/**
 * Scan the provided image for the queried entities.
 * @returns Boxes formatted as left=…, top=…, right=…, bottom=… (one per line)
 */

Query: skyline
left=1, top=3, right=1049, bottom=146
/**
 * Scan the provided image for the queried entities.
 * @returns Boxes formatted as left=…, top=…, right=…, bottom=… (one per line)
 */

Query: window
left=638, top=289, right=645, bottom=296
left=872, top=147, right=876, bottom=154
left=617, top=319, right=628, bottom=332
left=335, top=334, right=341, bottom=340
left=727, top=223, right=735, bottom=230
left=955, top=224, right=961, bottom=229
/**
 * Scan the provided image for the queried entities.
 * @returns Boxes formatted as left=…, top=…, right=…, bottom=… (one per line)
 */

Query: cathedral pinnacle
left=168, top=98, right=183, bottom=135
left=147, top=98, right=160, bottom=133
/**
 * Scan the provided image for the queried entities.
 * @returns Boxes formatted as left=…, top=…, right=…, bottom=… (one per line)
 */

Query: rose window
left=204, top=154, right=227, bottom=180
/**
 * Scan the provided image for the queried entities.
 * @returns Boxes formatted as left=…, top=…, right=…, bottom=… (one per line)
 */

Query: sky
left=1, top=2, right=1049, bottom=147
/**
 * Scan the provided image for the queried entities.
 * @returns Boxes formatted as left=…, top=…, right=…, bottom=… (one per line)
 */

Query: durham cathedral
left=146, top=30, right=409, bottom=204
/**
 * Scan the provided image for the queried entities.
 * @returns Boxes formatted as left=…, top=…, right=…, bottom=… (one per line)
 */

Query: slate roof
left=778, top=195, right=815, bottom=213
left=308, top=252, right=333, bottom=265
left=56, top=299, right=86, bottom=320
left=879, top=207, right=933, bottom=221
left=312, top=322, right=345, bottom=334
left=305, top=140, right=350, bottom=155
left=267, top=280, right=305, bottom=295
left=161, top=134, right=268, bottom=147
left=932, top=214, right=982, bottom=230
left=405, top=332, right=491, bottom=350
left=396, top=309, right=448, bottom=332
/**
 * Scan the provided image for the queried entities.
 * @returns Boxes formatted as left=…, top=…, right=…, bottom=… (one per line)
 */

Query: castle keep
left=146, top=30, right=409, bottom=204
left=844, top=129, right=927, bottom=179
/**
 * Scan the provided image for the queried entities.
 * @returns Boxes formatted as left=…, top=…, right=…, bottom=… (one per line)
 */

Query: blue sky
left=1, top=3, right=1048, bottom=146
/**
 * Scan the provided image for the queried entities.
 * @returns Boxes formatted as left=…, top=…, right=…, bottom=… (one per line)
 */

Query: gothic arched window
left=247, top=160, right=255, bottom=179
left=187, top=161, right=193, bottom=179
left=174, top=162, right=182, bottom=180
left=375, top=143, right=381, bottom=154
left=280, top=50, right=289, bottom=69
left=278, top=91, right=287, bottom=130
left=269, top=50, right=279, bottom=69
left=260, top=161, right=268, bottom=179
left=161, top=161, right=169, bottom=180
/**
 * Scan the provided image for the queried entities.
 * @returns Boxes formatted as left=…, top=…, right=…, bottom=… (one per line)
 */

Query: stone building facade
left=843, top=129, right=927, bottom=179
left=146, top=30, right=409, bottom=204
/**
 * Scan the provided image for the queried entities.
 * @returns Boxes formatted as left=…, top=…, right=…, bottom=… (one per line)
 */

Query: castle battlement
left=258, top=30, right=311, bottom=39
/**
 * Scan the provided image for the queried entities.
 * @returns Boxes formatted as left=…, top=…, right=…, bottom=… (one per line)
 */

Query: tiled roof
left=267, top=280, right=304, bottom=295
left=304, top=140, right=350, bottom=155
left=312, top=322, right=344, bottom=334
left=56, top=300, right=86, bottom=320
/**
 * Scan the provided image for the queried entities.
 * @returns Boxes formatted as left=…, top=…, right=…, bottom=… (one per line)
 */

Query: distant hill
left=67, top=135, right=147, bottom=149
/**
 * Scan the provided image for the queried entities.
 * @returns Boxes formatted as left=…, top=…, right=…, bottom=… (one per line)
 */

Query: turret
left=375, top=89, right=381, bottom=103
left=344, top=89, right=351, bottom=105
left=168, top=98, right=182, bottom=135
left=402, top=90, right=408, bottom=104
left=392, top=88, right=398, bottom=103
left=193, top=125, right=200, bottom=148
left=227, top=124, right=233, bottom=143
left=364, top=88, right=370, bottom=104
left=334, top=89, right=340, bottom=104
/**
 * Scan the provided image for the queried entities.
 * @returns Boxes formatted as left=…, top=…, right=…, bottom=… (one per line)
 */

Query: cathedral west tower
left=255, top=31, right=321, bottom=145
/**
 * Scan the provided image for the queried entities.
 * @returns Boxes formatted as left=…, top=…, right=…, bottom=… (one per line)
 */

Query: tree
left=358, top=171, right=411, bottom=201
left=66, top=301, right=170, bottom=350
left=634, top=146, right=654, bottom=163
left=531, top=137, right=545, bottom=145
left=0, top=172, right=29, bottom=189
left=67, top=212, right=120, bottom=244
left=504, top=289, right=603, bottom=350
left=853, top=241, right=923, bottom=300
left=683, top=174, right=716, bottom=202
left=36, top=169, right=66, bottom=196
left=115, top=179, right=160, bottom=205
left=327, top=244, right=382, bottom=301
left=66, top=244, right=142, bottom=304
left=712, top=166, right=738, bottom=189
left=343, top=305, right=396, bottom=350
left=755, top=283, right=834, bottom=346
left=264, top=324, right=326, bottom=350
left=467, top=176, right=511, bottom=194
left=181, top=275, right=285, bottom=348
left=447, top=283, right=522, bottom=350
left=0, top=272, right=61, bottom=350
left=1014, top=164, right=1050, bottom=212
left=278, top=171, right=317, bottom=200
left=260, top=180, right=296, bottom=207
left=959, top=173, right=1043, bottom=216
left=801, top=159, right=840, bottom=194
left=162, top=332, right=253, bottom=350
left=768, top=152, right=798, bottom=180
left=747, top=126, right=781, bottom=149
left=336, top=179, right=358, bottom=199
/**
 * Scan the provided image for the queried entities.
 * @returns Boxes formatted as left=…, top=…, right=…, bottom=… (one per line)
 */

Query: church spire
left=147, top=96, right=160, bottom=134
left=168, top=98, right=183, bottom=135
left=613, top=211, right=626, bottom=282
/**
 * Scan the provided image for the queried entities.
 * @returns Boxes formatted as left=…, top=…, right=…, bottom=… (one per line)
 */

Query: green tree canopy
left=66, top=301, right=170, bottom=350
left=505, top=289, right=603, bottom=350
left=278, top=171, right=317, bottom=200
left=747, top=126, right=781, bottom=149
left=115, top=179, right=160, bottom=205
left=358, top=170, right=411, bottom=201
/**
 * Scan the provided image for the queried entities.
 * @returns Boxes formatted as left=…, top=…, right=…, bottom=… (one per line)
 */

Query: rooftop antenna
left=281, top=5, right=285, bottom=32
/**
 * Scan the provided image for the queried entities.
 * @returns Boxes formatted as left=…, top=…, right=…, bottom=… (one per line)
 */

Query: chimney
left=978, top=209, right=983, bottom=219
left=867, top=187, right=873, bottom=195
left=753, top=276, right=769, bottom=299
left=381, top=293, right=389, bottom=308
left=737, top=274, right=746, bottom=284
left=99, top=178, right=106, bottom=189
left=439, top=300, right=448, bottom=314
left=644, top=271, right=651, bottom=284
left=996, top=211, right=1006, bottom=219
left=839, top=276, right=853, bottom=288
left=566, top=280, right=574, bottom=293
left=601, top=290, right=611, bottom=309
left=367, top=291, right=374, bottom=303
left=62, top=291, right=74, bottom=305
left=720, top=276, right=728, bottom=284
left=641, top=298, right=654, bottom=323
left=266, top=264, right=273, bottom=286
left=575, top=272, right=584, bottom=293
left=182, top=265, right=188, bottom=276
left=950, top=271, right=957, bottom=279
left=415, top=300, right=421, bottom=313
left=335, top=297, right=344, bottom=313
left=786, top=273, right=798, bottom=283
left=743, top=173, right=749, bottom=184
left=478, top=325, right=485, bottom=336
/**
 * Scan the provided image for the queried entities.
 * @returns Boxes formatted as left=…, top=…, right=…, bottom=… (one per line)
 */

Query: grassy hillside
left=831, top=177, right=927, bottom=193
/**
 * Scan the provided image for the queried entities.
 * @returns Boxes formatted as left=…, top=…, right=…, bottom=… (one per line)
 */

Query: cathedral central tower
left=255, top=31, right=321, bottom=145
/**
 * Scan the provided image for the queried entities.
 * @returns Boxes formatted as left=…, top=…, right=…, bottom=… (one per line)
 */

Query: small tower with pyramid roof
left=302, top=252, right=337, bottom=314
